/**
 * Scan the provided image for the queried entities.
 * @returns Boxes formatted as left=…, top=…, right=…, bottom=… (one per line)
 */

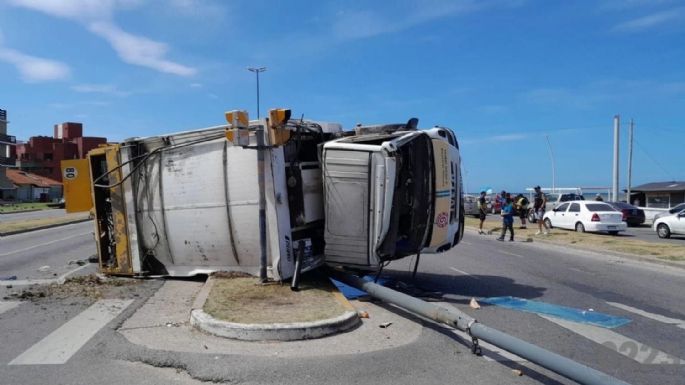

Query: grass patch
left=657, top=256, right=685, bottom=262
left=0, top=212, right=90, bottom=234
left=204, top=276, right=349, bottom=324
left=464, top=216, right=685, bottom=263
left=0, top=202, right=52, bottom=213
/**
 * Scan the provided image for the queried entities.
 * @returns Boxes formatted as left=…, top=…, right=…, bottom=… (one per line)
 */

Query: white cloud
left=0, top=48, right=71, bottom=82
left=612, top=7, right=685, bottom=32
left=8, top=0, right=196, bottom=76
left=71, top=83, right=131, bottom=96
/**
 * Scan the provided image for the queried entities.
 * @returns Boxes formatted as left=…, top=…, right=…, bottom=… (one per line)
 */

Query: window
left=556, top=203, right=570, bottom=212
left=647, top=194, right=669, bottom=209
left=569, top=203, right=580, bottom=212
left=586, top=203, right=615, bottom=212
left=560, top=193, right=584, bottom=202
left=44, top=153, right=53, bottom=161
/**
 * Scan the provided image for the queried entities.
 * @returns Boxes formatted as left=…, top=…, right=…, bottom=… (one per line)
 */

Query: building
left=14, top=122, right=106, bottom=182
left=6, top=169, right=62, bottom=202
left=630, top=181, right=685, bottom=221
left=0, top=108, right=17, bottom=200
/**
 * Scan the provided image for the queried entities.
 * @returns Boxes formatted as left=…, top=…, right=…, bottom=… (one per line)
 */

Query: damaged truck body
left=78, top=109, right=463, bottom=279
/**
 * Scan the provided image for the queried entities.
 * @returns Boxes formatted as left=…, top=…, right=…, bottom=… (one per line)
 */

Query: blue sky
left=1, top=0, right=683, bottom=192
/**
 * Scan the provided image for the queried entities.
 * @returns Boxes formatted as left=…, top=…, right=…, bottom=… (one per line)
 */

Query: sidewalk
left=118, top=277, right=424, bottom=356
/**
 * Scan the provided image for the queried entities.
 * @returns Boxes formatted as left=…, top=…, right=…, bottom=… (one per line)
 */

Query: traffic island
left=190, top=273, right=360, bottom=341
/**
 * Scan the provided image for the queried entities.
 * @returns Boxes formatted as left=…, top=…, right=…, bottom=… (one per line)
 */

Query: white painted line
left=606, top=302, right=685, bottom=330
left=9, top=299, right=133, bottom=365
left=0, top=301, right=21, bottom=315
left=449, top=267, right=480, bottom=280
left=0, top=263, right=92, bottom=287
left=540, top=315, right=685, bottom=365
left=0, top=232, right=91, bottom=257
left=499, top=250, right=525, bottom=258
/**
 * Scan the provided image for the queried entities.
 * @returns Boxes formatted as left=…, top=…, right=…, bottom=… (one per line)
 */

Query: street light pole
left=545, top=135, right=556, bottom=193
left=247, top=67, right=267, bottom=119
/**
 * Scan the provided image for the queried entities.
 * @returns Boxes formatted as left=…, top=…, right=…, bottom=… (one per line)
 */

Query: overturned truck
left=75, top=109, right=463, bottom=279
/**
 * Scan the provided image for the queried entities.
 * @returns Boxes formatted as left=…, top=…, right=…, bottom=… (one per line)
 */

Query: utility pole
left=612, top=115, right=620, bottom=202
left=545, top=135, right=556, bottom=193
left=247, top=67, right=267, bottom=118
left=627, top=119, right=634, bottom=204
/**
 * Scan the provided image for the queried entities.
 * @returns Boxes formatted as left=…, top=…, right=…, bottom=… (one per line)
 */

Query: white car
left=653, top=209, right=685, bottom=239
left=542, top=201, right=626, bottom=235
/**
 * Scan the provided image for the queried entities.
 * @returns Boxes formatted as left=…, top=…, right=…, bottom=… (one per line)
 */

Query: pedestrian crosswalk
left=8, top=299, right=133, bottom=365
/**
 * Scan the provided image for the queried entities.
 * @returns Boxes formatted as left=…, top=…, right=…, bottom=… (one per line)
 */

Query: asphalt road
left=0, top=221, right=96, bottom=284
left=1, top=223, right=683, bottom=384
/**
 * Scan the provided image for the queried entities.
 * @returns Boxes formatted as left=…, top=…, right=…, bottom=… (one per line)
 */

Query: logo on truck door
left=436, top=212, right=449, bottom=228
left=63, top=167, right=78, bottom=180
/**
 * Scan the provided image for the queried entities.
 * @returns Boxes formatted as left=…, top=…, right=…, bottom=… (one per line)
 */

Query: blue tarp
left=329, top=276, right=389, bottom=300
left=480, top=296, right=631, bottom=329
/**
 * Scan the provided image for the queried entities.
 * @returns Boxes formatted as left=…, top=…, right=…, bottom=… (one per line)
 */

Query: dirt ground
left=203, top=274, right=350, bottom=324
left=2, top=274, right=145, bottom=302
left=0, top=212, right=90, bottom=234
left=465, top=216, right=685, bottom=262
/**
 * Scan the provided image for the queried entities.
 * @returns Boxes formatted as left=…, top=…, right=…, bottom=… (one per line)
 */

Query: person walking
left=478, top=191, right=488, bottom=234
left=497, top=196, right=515, bottom=241
left=515, top=193, right=529, bottom=229
left=533, top=185, right=549, bottom=235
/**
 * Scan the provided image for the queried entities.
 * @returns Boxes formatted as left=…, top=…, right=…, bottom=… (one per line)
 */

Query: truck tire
left=528, top=208, right=537, bottom=223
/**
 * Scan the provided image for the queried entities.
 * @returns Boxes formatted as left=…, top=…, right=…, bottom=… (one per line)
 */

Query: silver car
left=653, top=209, right=685, bottom=239
left=654, top=203, right=685, bottom=221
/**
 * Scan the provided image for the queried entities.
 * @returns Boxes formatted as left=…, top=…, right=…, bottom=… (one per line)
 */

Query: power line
left=634, top=139, right=676, bottom=180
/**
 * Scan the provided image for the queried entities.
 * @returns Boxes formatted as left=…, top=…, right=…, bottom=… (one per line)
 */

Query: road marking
left=0, top=263, right=92, bottom=287
left=499, top=250, right=525, bottom=258
left=9, top=299, right=133, bottom=365
left=0, top=301, right=20, bottom=314
left=0, top=232, right=91, bottom=257
left=540, top=315, right=685, bottom=365
left=606, top=302, right=685, bottom=330
left=449, top=267, right=480, bottom=280
left=461, top=241, right=473, bottom=246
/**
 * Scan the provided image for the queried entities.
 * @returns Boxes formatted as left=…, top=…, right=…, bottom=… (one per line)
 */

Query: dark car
left=606, top=201, right=645, bottom=226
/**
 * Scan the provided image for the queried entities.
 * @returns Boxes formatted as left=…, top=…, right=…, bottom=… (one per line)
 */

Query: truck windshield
left=376, top=134, right=433, bottom=261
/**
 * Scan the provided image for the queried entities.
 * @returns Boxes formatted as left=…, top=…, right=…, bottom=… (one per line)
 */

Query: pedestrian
left=478, top=191, right=488, bottom=234
left=515, top=193, right=529, bottom=229
left=595, top=194, right=604, bottom=201
left=497, top=196, right=515, bottom=241
left=533, top=186, right=549, bottom=235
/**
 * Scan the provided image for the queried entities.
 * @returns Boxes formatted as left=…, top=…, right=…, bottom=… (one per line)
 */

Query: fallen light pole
left=328, top=269, right=631, bottom=385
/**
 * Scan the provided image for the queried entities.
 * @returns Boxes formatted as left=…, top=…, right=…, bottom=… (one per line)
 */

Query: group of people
left=477, top=186, right=551, bottom=242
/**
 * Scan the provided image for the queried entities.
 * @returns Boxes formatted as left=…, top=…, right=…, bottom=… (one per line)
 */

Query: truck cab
left=322, top=126, right=463, bottom=270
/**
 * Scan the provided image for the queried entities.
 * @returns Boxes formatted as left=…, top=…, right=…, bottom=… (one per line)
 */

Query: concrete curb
left=0, top=218, right=92, bottom=236
left=465, top=226, right=685, bottom=271
left=190, top=276, right=361, bottom=341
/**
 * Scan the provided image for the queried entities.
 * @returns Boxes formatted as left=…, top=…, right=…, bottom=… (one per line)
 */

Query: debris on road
left=4, top=273, right=141, bottom=301
left=68, top=259, right=88, bottom=266
left=469, top=297, right=481, bottom=309
left=358, top=310, right=369, bottom=318
left=379, top=322, right=393, bottom=328
left=38, top=265, right=50, bottom=272
left=512, top=369, right=524, bottom=376
left=0, top=275, right=17, bottom=281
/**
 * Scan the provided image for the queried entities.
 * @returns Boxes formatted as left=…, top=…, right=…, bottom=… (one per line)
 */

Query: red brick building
left=14, top=122, right=106, bottom=182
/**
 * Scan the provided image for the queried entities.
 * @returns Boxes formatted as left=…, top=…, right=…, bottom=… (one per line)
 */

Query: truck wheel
left=544, top=218, right=552, bottom=229
left=657, top=224, right=671, bottom=239
left=575, top=222, right=585, bottom=233
left=528, top=209, right=537, bottom=223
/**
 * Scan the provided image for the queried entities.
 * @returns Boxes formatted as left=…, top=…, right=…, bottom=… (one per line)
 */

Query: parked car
left=653, top=209, right=685, bottom=239
left=464, top=195, right=484, bottom=217
left=605, top=201, right=645, bottom=227
left=542, top=201, right=626, bottom=235
left=654, top=202, right=685, bottom=221
left=528, top=192, right=585, bottom=223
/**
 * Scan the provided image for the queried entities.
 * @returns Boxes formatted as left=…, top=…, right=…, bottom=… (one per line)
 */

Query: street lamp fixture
left=247, top=67, right=267, bottom=119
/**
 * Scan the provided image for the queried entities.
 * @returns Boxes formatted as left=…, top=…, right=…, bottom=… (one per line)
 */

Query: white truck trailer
left=79, top=110, right=463, bottom=279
